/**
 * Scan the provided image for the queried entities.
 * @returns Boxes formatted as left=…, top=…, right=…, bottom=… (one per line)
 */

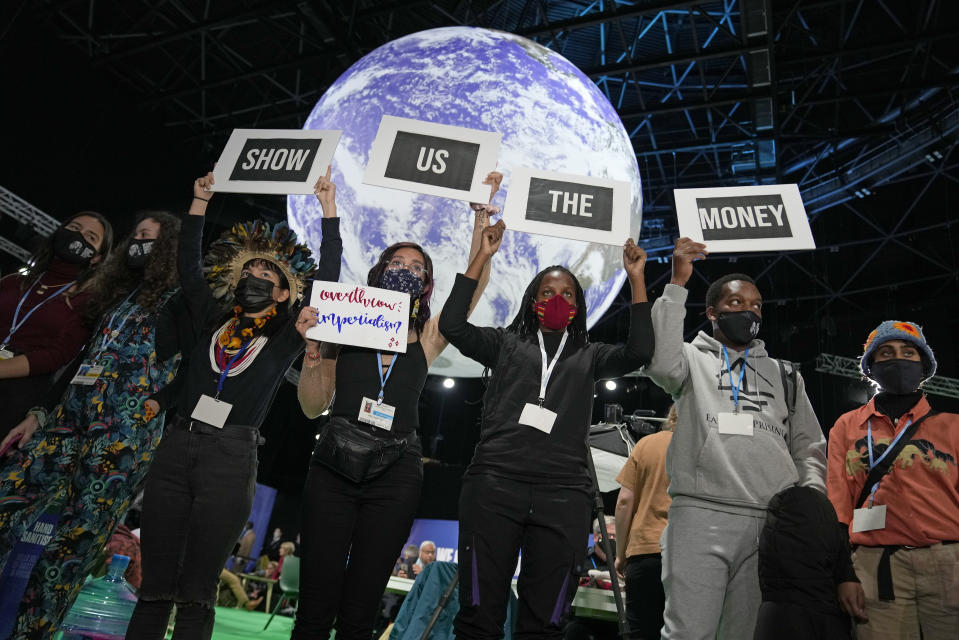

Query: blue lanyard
left=721, top=346, right=750, bottom=411
left=2, top=279, right=76, bottom=348
left=865, top=417, right=912, bottom=506
left=91, top=289, right=140, bottom=357
left=216, top=339, right=253, bottom=398
left=375, top=351, right=398, bottom=404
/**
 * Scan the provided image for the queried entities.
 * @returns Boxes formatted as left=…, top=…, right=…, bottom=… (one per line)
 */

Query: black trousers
left=753, top=601, right=853, bottom=640
left=454, top=474, right=591, bottom=640
left=292, top=451, right=423, bottom=640
left=624, top=553, right=665, bottom=640
left=127, top=420, right=258, bottom=640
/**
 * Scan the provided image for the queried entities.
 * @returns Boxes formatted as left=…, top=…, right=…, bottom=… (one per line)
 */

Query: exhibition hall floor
left=201, top=607, right=294, bottom=640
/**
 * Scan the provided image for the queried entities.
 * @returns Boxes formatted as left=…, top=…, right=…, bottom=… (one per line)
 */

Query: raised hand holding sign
left=363, top=116, right=501, bottom=202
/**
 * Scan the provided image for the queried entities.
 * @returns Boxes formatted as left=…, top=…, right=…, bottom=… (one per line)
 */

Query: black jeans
left=454, top=474, right=591, bottom=640
left=624, top=554, right=665, bottom=640
left=754, top=601, right=852, bottom=640
left=127, top=419, right=257, bottom=640
left=292, top=451, right=423, bottom=640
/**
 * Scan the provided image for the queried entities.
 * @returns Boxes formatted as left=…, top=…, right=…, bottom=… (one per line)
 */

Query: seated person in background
left=413, top=540, right=437, bottom=576
left=393, top=543, right=420, bottom=579
left=270, top=541, right=296, bottom=580
left=233, top=521, right=256, bottom=571
left=586, top=516, right=616, bottom=573
left=218, top=569, right=264, bottom=611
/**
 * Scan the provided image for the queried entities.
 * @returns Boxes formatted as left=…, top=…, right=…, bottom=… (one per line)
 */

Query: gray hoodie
left=644, top=284, right=826, bottom=516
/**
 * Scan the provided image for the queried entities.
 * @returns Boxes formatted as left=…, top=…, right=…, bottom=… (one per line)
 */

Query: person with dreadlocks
left=0, top=211, right=184, bottom=637
left=289, top=171, right=502, bottom=640
left=438, top=224, right=653, bottom=639
left=127, top=169, right=341, bottom=639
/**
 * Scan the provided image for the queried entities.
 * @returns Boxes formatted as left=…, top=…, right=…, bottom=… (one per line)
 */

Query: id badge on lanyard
left=358, top=351, right=399, bottom=431
left=69, top=290, right=139, bottom=386
left=518, top=330, right=568, bottom=435
left=718, top=346, right=753, bottom=436
left=191, top=339, right=253, bottom=428
left=851, top=418, right=912, bottom=532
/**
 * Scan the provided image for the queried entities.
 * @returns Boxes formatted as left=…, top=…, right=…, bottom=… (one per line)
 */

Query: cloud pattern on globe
left=288, top=27, right=642, bottom=376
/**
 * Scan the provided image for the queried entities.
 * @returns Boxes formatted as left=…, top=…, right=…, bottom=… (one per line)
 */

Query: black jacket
left=758, top=485, right=859, bottom=616
left=438, top=273, right=653, bottom=486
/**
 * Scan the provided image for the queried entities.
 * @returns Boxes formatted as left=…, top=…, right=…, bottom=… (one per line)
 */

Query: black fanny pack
left=312, top=416, right=408, bottom=483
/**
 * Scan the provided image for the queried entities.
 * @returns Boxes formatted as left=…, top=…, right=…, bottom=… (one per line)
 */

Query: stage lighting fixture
left=605, top=380, right=617, bottom=391
left=443, top=378, right=455, bottom=389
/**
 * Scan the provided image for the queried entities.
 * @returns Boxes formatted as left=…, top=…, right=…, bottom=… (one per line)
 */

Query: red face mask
left=535, top=295, right=577, bottom=331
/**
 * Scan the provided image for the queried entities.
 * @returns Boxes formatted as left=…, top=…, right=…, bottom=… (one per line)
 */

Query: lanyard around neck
left=376, top=351, right=398, bottom=404
left=536, top=329, right=568, bottom=406
left=215, top=339, right=254, bottom=398
left=92, top=289, right=140, bottom=357
left=721, top=346, right=750, bottom=412
left=2, top=278, right=75, bottom=348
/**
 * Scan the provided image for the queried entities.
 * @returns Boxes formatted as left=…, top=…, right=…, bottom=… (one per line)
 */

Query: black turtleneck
left=874, top=390, right=923, bottom=423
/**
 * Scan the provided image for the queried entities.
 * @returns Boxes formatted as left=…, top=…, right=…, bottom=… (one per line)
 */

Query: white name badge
left=357, top=396, right=396, bottom=431
left=852, top=505, right=887, bottom=533
left=70, top=363, right=104, bottom=386
left=0, top=348, right=14, bottom=360
left=718, top=412, right=754, bottom=436
left=519, top=403, right=557, bottom=435
left=191, top=394, right=233, bottom=429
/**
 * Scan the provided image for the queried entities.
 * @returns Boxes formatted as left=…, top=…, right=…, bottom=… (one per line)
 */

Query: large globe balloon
left=289, top=27, right=642, bottom=376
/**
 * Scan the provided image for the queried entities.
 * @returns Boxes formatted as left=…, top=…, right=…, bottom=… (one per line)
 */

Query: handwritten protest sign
left=307, top=282, right=409, bottom=352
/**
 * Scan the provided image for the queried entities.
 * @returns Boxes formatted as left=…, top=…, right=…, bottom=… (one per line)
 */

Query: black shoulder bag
left=313, top=416, right=408, bottom=483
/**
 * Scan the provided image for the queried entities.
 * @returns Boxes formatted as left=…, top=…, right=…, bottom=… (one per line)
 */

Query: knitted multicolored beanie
left=860, top=321, right=937, bottom=378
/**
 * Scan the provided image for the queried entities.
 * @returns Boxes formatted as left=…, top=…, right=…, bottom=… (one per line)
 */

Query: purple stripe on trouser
left=549, top=569, right=571, bottom=625
left=471, top=536, right=480, bottom=606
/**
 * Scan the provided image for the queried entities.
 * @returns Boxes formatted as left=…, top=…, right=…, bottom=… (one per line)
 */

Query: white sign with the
left=502, top=167, right=631, bottom=246
left=363, top=115, right=501, bottom=202
left=211, top=128, right=342, bottom=195
left=673, top=184, right=815, bottom=253
left=307, top=282, right=409, bottom=353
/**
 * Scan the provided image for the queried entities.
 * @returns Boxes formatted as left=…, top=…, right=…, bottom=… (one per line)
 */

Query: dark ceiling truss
left=35, top=0, right=959, bottom=317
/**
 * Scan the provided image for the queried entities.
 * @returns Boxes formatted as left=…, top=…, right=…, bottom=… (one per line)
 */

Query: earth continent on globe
left=289, top=26, right=642, bottom=377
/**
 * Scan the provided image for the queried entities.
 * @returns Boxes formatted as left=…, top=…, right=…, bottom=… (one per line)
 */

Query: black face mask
left=126, top=239, right=155, bottom=269
left=715, top=310, right=761, bottom=346
left=870, top=359, right=925, bottom=394
left=52, top=228, right=96, bottom=265
left=234, top=274, right=276, bottom=313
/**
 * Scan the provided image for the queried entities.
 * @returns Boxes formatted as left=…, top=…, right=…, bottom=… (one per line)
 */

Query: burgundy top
left=0, top=258, right=94, bottom=374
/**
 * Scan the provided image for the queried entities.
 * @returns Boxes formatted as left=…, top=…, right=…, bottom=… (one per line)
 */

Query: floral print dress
left=0, top=289, right=181, bottom=638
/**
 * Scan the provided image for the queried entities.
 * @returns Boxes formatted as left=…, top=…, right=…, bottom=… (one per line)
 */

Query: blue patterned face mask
left=379, top=267, right=424, bottom=298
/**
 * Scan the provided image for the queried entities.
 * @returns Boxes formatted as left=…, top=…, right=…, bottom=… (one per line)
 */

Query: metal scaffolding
left=816, top=353, right=959, bottom=400
left=19, top=0, right=959, bottom=321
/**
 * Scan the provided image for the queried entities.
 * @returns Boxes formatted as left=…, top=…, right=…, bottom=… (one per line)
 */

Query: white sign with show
left=307, top=281, right=409, bottom=353
left=212, top=128, right=342, bottom=195
left=502, top=167, right=631, bottom=246
left=673, top=184, right=815, bottom=253
left=363, top=115, right=501, bottom=202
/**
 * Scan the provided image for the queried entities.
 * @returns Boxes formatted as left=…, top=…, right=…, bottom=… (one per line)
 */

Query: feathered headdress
left=204, top=220, right=315, bottom=308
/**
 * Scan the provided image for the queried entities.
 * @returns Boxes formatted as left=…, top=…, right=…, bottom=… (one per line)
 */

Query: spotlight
left=443, top=378, right=455, bottom=389
left=605, top=380, right=617, bottom=391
